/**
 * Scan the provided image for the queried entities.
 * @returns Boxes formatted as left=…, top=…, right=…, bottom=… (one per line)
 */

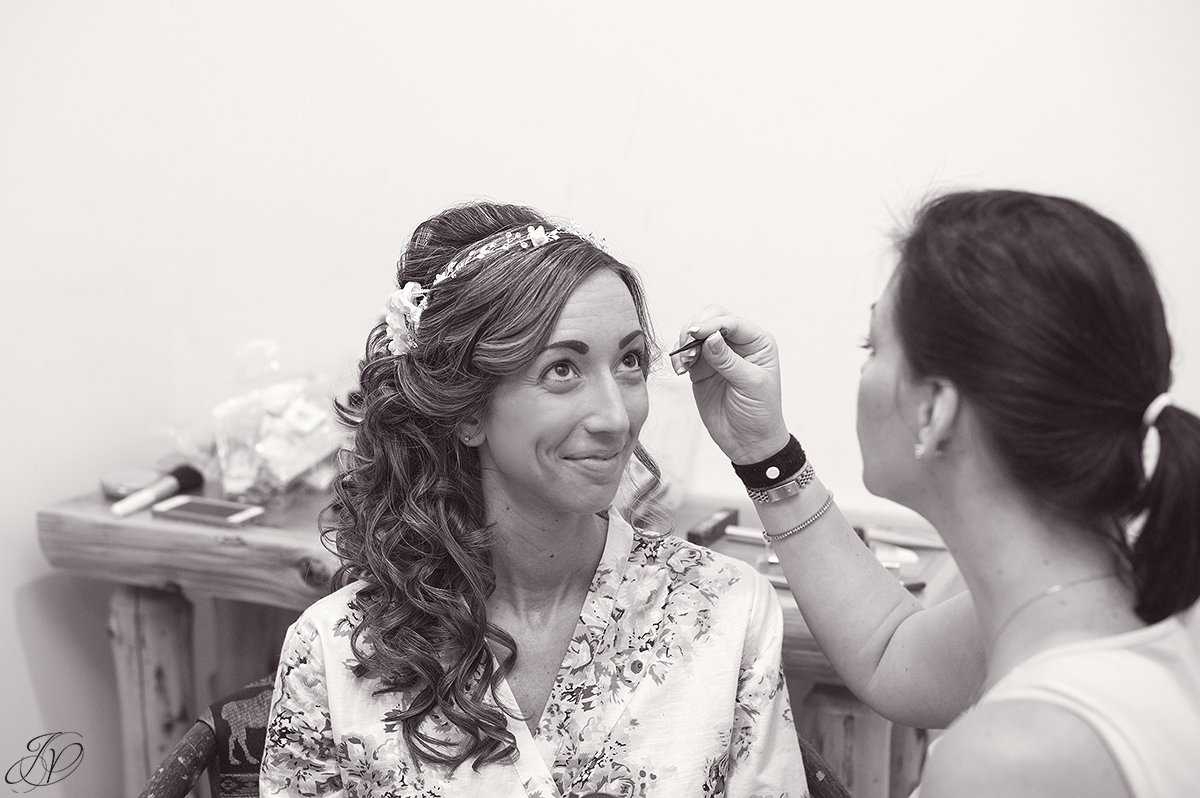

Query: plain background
left=3, top=2, right=1198, bottom=794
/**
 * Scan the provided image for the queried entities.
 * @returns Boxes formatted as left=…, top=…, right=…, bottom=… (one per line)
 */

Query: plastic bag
left=211, top=340, right=346, bottom=502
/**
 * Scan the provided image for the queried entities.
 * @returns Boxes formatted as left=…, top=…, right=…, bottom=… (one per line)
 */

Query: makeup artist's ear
left=915, top=378, right=959, bottom=458
left=458, top=418, right=485, bottom=448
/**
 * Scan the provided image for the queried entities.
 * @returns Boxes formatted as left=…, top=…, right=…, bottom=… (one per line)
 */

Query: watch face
left=747, top=462, right=816, bottom=504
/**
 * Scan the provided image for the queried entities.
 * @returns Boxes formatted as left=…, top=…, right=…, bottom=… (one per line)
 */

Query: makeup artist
left=677, top=189, right=1200, bottom=798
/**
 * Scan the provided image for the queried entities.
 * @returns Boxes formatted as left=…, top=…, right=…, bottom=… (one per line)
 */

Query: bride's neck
left=487, top=508, right=607, bottom=612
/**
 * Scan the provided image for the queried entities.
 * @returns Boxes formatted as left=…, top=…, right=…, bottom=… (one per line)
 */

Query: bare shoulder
left=920, top=699, right=1130, bottom=798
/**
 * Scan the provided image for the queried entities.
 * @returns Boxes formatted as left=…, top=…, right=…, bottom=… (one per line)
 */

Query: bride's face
left=475, top=270, right=650, bottom=517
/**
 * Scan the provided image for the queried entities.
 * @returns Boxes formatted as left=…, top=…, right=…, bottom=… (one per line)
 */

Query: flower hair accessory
left=384, top=281, right=428, bottom=356
left=385, top=224, right=573, bottom=356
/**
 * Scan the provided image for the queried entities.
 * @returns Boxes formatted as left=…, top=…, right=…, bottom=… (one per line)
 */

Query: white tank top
left=915, top=604, right=1200, bottom=797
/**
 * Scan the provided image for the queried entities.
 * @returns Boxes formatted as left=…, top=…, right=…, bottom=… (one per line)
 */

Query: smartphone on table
left=151, top=495, right=265, bottom=526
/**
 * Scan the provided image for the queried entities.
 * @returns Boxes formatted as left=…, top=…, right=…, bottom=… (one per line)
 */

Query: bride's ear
left=458, top=418, right=484, bottom=447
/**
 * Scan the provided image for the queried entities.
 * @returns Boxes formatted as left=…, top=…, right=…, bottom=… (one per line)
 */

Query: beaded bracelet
left=762, top=491, right=835, bottom=544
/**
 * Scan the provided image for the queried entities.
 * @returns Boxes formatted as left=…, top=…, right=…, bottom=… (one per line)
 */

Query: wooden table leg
left=800, top=683, right=926, bottom=798
left=109, top=586, right=196, bottom=796
left=889, top=722, right=928, bottom=798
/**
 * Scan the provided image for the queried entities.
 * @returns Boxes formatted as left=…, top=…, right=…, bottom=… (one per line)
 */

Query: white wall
left=3, top=2, right=1198, bottom=794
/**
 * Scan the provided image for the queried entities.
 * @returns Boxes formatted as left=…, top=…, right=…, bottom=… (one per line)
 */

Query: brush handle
left=667, top=337, right=706, bottom=357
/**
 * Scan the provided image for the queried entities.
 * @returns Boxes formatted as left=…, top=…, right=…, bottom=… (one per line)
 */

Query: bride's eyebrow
left=541, top=330, right=645, bottom=355
left=542, top=340, right=588, bottom=355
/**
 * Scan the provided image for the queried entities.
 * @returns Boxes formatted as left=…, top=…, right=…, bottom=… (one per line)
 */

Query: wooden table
left=38, top=491, right=958, bottom=798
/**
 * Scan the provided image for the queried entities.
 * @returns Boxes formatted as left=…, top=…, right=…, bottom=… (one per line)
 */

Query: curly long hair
left=323, top=202, right=664, bottom=771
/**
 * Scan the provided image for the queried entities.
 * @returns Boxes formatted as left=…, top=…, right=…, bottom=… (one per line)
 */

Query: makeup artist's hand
left=676, top=307, right=790, bottom=464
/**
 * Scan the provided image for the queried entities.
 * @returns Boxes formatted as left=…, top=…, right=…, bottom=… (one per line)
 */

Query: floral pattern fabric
left=261, top=510, right=807, bottom=798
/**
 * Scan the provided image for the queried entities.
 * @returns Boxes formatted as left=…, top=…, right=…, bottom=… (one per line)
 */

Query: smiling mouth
left=566, top=454, right=620, bottom=463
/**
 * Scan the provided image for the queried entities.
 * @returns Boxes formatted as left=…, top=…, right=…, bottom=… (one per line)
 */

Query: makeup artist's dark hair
left=894, top=189, right=1200, bottom=623
left=322, top=201, right=664, bottom=771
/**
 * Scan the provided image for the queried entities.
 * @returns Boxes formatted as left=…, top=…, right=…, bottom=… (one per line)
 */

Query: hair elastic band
left=1142, top=392, right=1174, bottom=428
left=1141, top=393, right=1175, bottom=483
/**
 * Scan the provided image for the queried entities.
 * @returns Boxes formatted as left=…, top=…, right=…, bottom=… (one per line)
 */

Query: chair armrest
left=137, top=719, right=217, bottom=798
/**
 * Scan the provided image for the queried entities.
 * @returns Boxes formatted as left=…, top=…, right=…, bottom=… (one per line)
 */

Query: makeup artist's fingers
left=702, top=331, right=756, bottom=381
left=675, top=308, right=790, bottom=463
left=675, top=308, right=780, bottom=376
left=675, top=304, right=737, bottom=349
left=677, top=306, right=774, bottom=350
left=673, top=305, right=728, bottom=379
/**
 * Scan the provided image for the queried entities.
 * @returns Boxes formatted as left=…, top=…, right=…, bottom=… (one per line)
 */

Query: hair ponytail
left=1132, top=406, right=1200, bottom=623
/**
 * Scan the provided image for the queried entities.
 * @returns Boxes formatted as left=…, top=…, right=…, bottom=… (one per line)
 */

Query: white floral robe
left=260, top=510, right=807, bottom=798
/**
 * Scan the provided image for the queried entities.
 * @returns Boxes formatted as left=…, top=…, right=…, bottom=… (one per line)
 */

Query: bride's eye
left=544, top=361, right=579, bottom=381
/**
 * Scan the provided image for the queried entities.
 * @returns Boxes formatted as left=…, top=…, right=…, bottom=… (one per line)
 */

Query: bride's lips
left=563, top=451, right=625, bottom=478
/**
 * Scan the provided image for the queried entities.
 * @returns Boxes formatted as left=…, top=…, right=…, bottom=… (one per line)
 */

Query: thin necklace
left=989, top=572, right=1120, bottom=649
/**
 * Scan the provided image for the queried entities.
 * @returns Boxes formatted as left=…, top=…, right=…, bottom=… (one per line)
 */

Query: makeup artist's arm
left=677, top=309, right=985, bottom=729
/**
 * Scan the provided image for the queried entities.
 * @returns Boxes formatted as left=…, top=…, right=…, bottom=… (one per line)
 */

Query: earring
left=914, top=442, right=926, bottom=459
left=461, top=433, right=473, bottom=443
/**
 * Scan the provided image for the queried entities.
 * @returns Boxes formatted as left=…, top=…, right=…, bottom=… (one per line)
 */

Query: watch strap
left=732, top=434, right=807, bottom=489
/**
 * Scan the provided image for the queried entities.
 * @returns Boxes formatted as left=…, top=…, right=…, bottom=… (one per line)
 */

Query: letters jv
left=5, top=732, right=84, bottom=792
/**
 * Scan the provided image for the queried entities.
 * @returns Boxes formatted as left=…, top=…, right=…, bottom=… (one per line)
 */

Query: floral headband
left=385, top=224, right=566, bottom=356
